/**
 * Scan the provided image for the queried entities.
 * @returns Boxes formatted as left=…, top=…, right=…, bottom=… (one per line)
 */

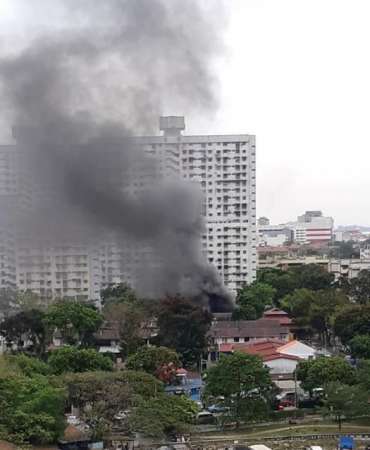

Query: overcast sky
left=0, top=0, right=369, bottom=226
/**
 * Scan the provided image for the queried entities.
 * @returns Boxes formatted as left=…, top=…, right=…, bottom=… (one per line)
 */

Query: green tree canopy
left=348, top=335, right=370, bottom=359
left=346, top=270, right=370, bottom=304
left=0, top=309, right=47, bottom=356
left=296, top=357, right=356, bottom=393
left=333, top=304, right=370, bottom=345
left=103, top=300, right=148, bottom=357
left=128, top=394, right=198, bottom=438
left=156, top=296, right=212, bottom=368
left=291, top=264, right=334, bottom=291
left=44, top=300, right=103, bottom=346
left=257, top=268, right=298, bottom=303
left=356, top=359, right=370, bottom=391
left=5, top=354, right=50, bottom=377
left=59, top=370, right=162, bottom=409
left=282, top=288, right=348, bottom=344
left=48, top=346, right=113, bottom=375
left=100, top=283, right=138, bottom=306
left=281, top=288, right=315, bottom=327
left=204, top=352, right=273, bottom=428
left=257, top=264, right=334, bottom=305
left=0, top=369, right=65, bottom=445
left=126, top=346, right=180, bottom=382
left=323, top=382, right=370, bottom=430
left=233, top=282, right=276, bottom=320
left=56, top=369, right=163, bottom=439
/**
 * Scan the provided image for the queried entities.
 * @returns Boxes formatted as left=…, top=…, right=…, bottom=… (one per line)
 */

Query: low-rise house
left=278, top=339, right=316, bottom=360
left=263, top=308, right=293, bottom=328
left=209, top=319, right=290, bottom=346
left=94, top=321, right=121, bottom=359
left=219, top=338, right=318, bottom=379
left=206, top=319, right=290, bottom=367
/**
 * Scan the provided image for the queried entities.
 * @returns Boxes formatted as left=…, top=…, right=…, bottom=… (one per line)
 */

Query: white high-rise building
left=153, top=116, right=257, bottom=293
left=0, top=117, right=256, bottom=301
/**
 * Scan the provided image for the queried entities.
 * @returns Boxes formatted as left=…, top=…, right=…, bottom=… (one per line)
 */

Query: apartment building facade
left=0, top=117, right=256, bottom=301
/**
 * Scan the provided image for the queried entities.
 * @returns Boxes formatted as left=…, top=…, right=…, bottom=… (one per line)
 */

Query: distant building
left=257, top=211, right=333, bottom=247
left=0, top=116, right=256, bottom=301
left=328, top=258, right=370, bottom=281
left=258, top=225, right=293, bottom=247
left=290, top=211, right=334, bottom=245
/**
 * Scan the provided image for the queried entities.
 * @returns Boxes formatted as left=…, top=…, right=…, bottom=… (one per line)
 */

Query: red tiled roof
left=209, top=319, right=289, bottom=339
left=263, top=309, right=293, bottom=326
left=219, top=339, right=301, bottom=362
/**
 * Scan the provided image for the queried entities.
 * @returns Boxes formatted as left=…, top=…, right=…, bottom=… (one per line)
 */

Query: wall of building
left=265, top=358, right=298, bottom=374
left=0, top=119, right=257, bottom=301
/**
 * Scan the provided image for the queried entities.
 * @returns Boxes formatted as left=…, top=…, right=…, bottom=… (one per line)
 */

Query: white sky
left=0, top=0, right=369, bottom=226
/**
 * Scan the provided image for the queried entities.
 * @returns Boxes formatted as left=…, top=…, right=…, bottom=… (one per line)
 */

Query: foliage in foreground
left=296, top=356, right=356, bottom=393
left=323, top=381, right=370, bottom=430
left=204, top=352, right=273, bottom=427
left=0, top=366, right=65, bottom=445
left=128, top=394, right=198, bottom=437
left=48, top=346, right=113, bottom=374
left=126, top=345, right=180, bottom=383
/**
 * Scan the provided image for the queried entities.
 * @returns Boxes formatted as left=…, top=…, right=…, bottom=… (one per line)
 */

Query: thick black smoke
left=0, top=0, right=233, bottom=311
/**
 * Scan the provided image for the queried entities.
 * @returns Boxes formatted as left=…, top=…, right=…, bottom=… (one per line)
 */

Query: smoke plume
left=0, top=0, right=233, bottom=311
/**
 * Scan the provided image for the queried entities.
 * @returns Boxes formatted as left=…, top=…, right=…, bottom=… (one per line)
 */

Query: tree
left=330, top=241, right=360, bottom=259
left=257, top=265, right=334, bottom=305
left=347, top=270, right=370, bottom=304
left=58, top=370, right=162, bottom=438
left=126, top=346, right=180, bottom=383
left=204, top=352, right=273, bottom=428
left=156, top=296, right=212, bottom=368
left=0, top=309, right=47, bottom=356
left=323, top=382, right=369, bottom=430
left=282, top=289, right=348, bottom=344
left=356, top=359, right=370, bottom=391
left=233, top=282, right=276, bottom=320
left=334, top=305, right=370, bottom=345
left=100, top=283, right=138, bottom=306
left=308, top=289, right=348, bottom=346
left=281, top=288, right=315, bottom=327
left=103, top=301, right=148, bottom=357
left=15, top=290, right=47, bottom=311
left=128, top=394, right=198, bottom=438
left=257, top=268, right=298, bottom=304
left=292, top=264, right=334, bottom=291
left=6, top=354, right=50, bottom=377
left=296, top=357, right=356, bottom=394
left=60, top=370, right=162, bottom=410
left=0, top=370, right=65, bottom=445
left=48, top=346, right=113, bottom=375
left=348, top=335, right=370, bottom=359
left=44, top=300, right=103, bottom=346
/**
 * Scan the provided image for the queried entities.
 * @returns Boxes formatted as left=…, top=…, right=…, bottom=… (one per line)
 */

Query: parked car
left=207, top=403, right=229, bottom=413
left=276, top=399, right=295, bottom=410
left=196, top=411, right=216, bottom=425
